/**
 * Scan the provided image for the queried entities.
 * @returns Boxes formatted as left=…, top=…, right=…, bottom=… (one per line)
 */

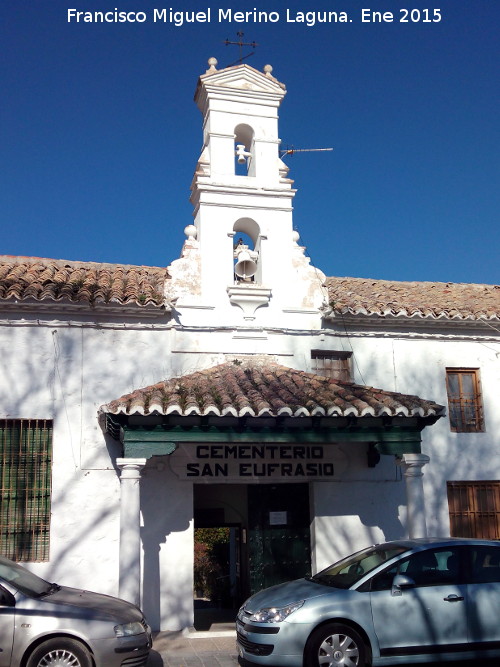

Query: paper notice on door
left=269, top=511, right=287, bottom=525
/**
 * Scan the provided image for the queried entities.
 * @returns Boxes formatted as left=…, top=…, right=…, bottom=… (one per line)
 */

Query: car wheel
left=26, top=638, right=93, bottom=667
left=305, top=623, right=367, bottom=667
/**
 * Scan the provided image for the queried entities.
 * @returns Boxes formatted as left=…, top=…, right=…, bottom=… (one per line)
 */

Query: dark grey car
left=0, top=555, right=151, bottom=667
left=237, top=538, right=500, bottom=667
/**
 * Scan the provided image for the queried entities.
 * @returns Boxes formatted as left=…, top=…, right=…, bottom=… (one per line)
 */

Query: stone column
left=117, top=458, right=146, bottom=606
left=397, top=453, right=430, bottom=539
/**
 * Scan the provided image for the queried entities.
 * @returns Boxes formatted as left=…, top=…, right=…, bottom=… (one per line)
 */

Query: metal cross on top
left=223, top=32, right=259, bottom=66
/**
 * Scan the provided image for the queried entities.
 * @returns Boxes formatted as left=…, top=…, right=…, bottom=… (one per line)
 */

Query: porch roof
left=101, top=360, right=444, bottom=420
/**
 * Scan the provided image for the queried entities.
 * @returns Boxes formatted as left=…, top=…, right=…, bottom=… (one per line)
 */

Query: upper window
left=311, top=351, right=352, bottom=381
left=445, top=368, right=484, bottom=432
left=0, top=419, right=53, bottom=562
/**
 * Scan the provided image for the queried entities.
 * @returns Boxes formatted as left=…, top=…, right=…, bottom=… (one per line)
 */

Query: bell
left=236, top=143, right=251, bottom=164
left=234, top=250, right=258, bottom=280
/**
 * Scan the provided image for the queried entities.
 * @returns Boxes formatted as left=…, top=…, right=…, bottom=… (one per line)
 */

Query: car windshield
left=0, top=555, right=53, bottom=597
left=310, top=544, right=410, bottom=589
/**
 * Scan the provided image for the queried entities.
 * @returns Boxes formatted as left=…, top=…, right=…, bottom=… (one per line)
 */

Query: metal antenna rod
left=280, top=147, right=334, bottom=157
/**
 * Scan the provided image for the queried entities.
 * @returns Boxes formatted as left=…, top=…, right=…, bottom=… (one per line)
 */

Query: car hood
left=37, top=586, right=144, bottom=622
left=244, top=578, right=331, bottom=612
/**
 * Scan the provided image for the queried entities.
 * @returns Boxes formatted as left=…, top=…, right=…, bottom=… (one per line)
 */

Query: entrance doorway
left=193, top=482, right=311, bottom=628
left=193, top=484, right=244, bottom=630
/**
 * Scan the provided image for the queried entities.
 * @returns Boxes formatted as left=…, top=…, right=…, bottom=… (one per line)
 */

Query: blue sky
left=2, top=0, right=499, bottom=284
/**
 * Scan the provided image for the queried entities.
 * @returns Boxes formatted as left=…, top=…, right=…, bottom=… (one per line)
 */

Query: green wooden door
left=248, top=483, right=311, bottom=594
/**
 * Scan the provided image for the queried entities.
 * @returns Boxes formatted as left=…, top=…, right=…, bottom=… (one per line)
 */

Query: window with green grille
left=0, top=419, right=52, bottom=562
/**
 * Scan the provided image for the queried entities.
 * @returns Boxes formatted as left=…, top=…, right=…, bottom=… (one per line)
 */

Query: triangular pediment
left=199, top=64, right=285, bottom=96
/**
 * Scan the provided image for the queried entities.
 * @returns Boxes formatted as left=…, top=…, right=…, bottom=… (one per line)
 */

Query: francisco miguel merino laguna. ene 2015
left=67, top=7, right=352, bottom=27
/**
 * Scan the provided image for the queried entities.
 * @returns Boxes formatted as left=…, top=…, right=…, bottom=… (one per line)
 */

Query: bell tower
left=168, top=58, right=326, bottom=327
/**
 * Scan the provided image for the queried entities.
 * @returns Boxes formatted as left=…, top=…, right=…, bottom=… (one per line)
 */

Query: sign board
left=168, top=443, right=348, bottom=482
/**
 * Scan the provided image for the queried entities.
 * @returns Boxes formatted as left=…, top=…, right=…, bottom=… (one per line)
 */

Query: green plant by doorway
left=194, top=528, right=230, bottom=600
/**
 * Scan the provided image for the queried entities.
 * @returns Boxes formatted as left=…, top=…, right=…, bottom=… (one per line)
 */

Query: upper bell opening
left=234, top=124, right=255, bottom=176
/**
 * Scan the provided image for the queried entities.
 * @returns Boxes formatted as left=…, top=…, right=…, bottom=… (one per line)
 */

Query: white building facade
left=1, top=60, right=499, bottom=632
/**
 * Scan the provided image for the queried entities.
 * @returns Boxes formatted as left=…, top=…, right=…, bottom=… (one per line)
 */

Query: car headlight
left=114, top=621, right=145, bottom=637
left=248, top=600, right=304, bottom=623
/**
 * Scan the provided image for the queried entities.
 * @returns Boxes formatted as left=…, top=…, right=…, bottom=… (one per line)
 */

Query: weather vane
left=223, top=32, right=258, bottom=66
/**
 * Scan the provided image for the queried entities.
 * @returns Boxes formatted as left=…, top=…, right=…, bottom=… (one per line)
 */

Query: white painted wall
left=1, top=319, right=171, bottom=593
left=320, top=328, right=500, bottom=552
left=2, top=311, right=498, bottom=630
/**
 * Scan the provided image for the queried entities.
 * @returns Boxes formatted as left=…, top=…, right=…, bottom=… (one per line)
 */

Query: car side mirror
left=391, top=574, right=415, bottom=596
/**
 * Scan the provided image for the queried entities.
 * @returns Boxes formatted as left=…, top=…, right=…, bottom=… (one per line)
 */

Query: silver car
left=0, top=555, right=151, bottom=667
left=237, top=537, right=500, bottom=667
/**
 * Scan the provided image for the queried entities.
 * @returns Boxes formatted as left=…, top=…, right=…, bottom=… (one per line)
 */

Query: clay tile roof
left=326, top=276, right=500, bottom=321
left=101, top=359, right=445, bottom=419
left=0, top=255, right=168, bottom=310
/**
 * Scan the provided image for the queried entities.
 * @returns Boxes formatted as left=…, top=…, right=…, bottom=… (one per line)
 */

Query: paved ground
left=148, top=630, right=239, bottom=667
left=147, top=632, right=500, bottom=667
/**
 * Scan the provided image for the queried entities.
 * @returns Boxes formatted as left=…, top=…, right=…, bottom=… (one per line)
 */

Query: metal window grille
left=311, top=351, right=352, bottom=381
left=447, top=481, right=500, bottom=540
left=445, top=368, right=484, bottom=432
left=0, top=419, right=53, bottom=562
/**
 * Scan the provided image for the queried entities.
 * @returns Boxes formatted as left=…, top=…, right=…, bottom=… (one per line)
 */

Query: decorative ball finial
left=207, top=57, right=218, bottom=73
left=184, top=224, right=197, bottom=241
left=292, top=230, right=300, bottom=244
left=263, top=64, right=273, bottom=75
